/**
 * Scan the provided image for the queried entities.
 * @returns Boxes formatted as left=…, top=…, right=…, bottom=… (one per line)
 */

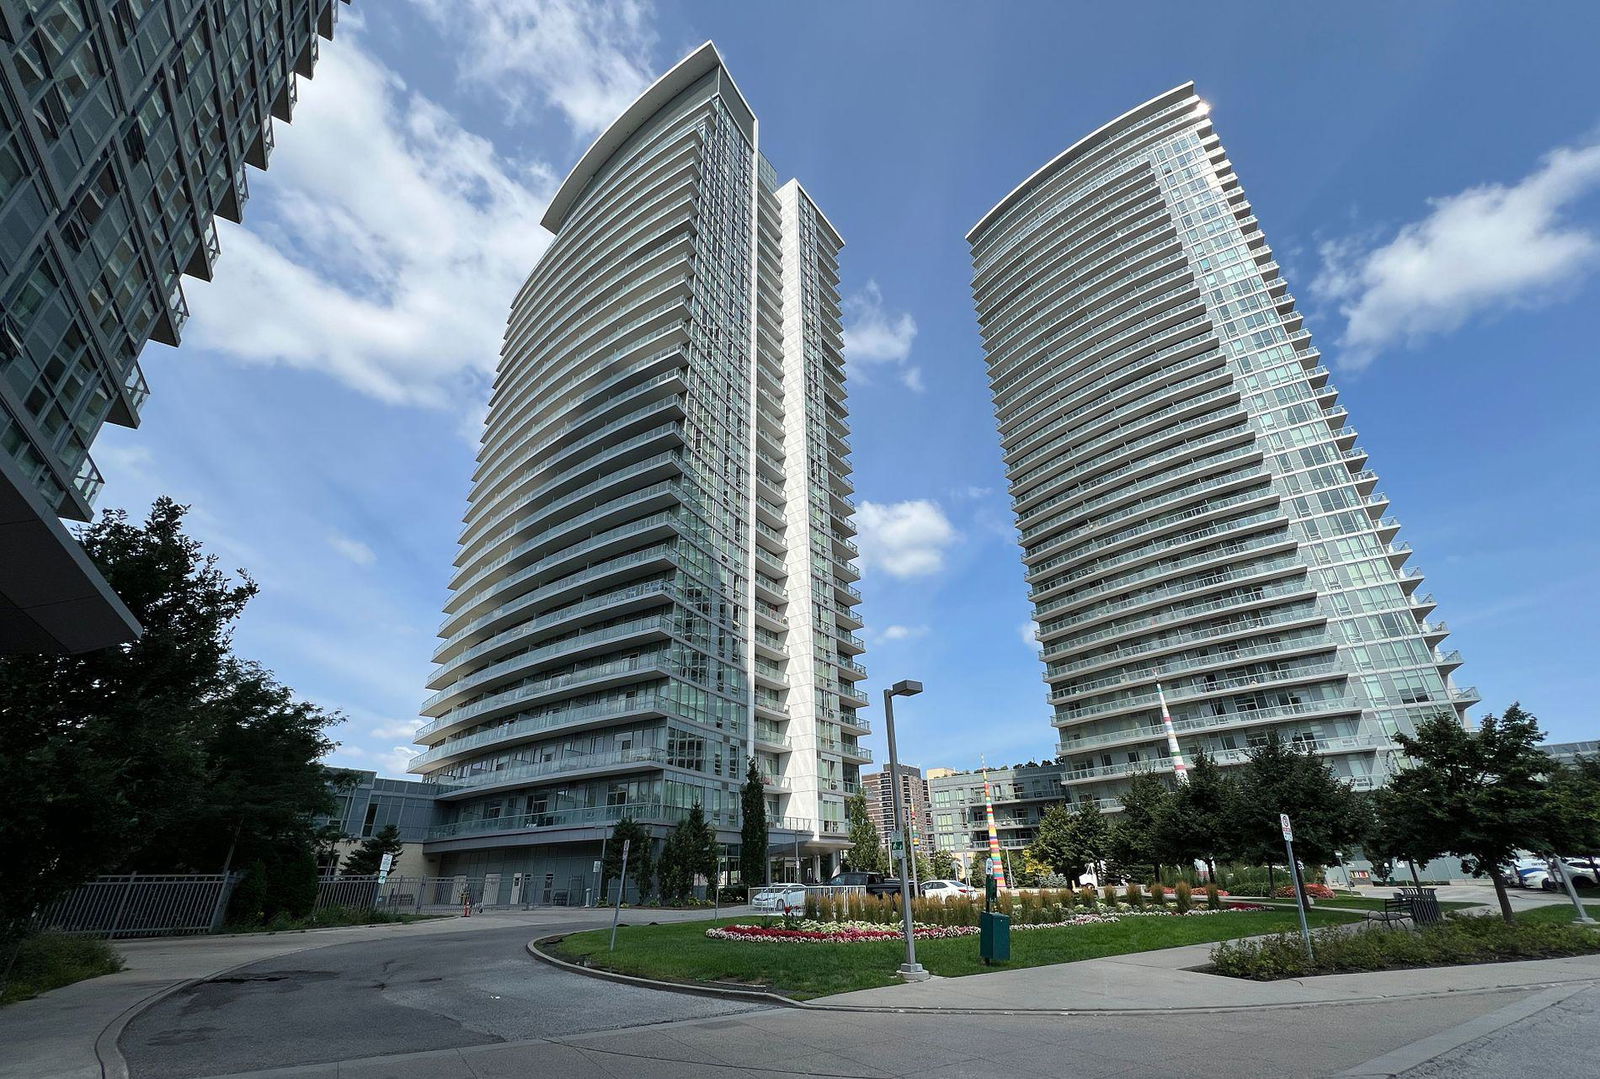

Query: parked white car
left=750, top=885, right=808, bottom=913
left=1522, top=858, right=1600, bottom=891
left=920, top=879, right=978, bottom=900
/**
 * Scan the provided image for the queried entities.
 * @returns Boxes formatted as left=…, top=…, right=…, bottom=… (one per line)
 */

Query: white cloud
left=843, top=281, right=922, bottom=390
left=370, top=719, right=421, bottom=742
left=409, top=0, right=657, bottom=136
left=857, top=499, right=956, bottom=578
left=378, top=745, right=420, bottom=777
left=182, top=39, right=557, bottom=414
left=329, top=533, right=376, bottom=566
left=881, top=624, right=929, bottom=641
left=1018, top=621, right=1040, bottom=650
left=1315, top=135, right=1600, bottom=369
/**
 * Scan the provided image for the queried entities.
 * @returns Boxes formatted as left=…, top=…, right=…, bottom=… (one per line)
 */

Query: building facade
left=1541, top=741, right=1599, bottom=768
left=861, top=763, right=933, bottom=855
left=319, top=768, right=440, bottom=879
left=413, top=43, right=869, bottom=899
left=926, top=763, right=1066, bottom=872
left=0, top=0, right=348, bottom=652
left=969, top=83, right=1476, bottom=809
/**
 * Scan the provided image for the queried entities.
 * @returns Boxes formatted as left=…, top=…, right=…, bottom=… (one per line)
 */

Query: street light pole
left=884, top=679, right=929, bottom=982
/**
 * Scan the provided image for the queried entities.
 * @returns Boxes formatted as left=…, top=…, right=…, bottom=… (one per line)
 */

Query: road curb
left=526, top=935, right=806, bottom=1007
left=1335, top=982, right=1590, bottom=1076
left=93, top=953, right=275, bottom=1079
left=526, top=935, right=1600, bottom=1017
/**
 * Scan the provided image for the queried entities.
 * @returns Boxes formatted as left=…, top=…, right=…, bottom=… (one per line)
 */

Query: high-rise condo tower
left=969, top=83, right=1476, bottom=808
left=0, top=0, right=349, bottom=652
left=413, top=44, right=870, bottom=898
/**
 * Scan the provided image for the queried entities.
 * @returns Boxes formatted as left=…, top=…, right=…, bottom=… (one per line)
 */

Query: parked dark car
left=826, top=871, right=902, bottom=897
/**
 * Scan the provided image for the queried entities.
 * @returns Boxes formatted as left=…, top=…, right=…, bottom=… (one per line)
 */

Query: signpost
left=377, top=852, right=393, bottom=884
left=609, top=839, right=630, bottom=952
left=1280, top=814, right=1313, bottom=959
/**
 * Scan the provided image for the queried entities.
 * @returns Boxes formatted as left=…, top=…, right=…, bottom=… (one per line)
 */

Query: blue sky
left=94, top=1, right=1600, bottom=776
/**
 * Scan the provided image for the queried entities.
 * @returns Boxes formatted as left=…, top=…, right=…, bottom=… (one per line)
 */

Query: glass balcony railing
left=1045, top=607, right=1325, bottom=679
left=413, top=691, right=681, bottom=767
left=428, top=800, right=734, bottom=841
left=1018, top=417, right=1249, bottom=528
left=436, top=746, right=670, bottom=792
left=1038, top=552, right=1303, bottom=637
left=1030, top=508, right=1287, bottom=599
left=1043, top=579, right=1316, bottom=661
left=423, top=613, right=678, bottom=714
left=1028, top=484, right=1279, bottom=578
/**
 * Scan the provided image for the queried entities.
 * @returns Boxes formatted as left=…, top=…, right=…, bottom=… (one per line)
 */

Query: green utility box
left=979, top=910, right=1011, bottom=963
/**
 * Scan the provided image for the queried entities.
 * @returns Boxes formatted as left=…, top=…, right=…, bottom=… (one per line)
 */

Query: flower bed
left=708, top=904, right=1270, bottom=943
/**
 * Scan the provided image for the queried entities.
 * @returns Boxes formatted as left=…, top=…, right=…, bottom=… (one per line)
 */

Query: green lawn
left=548, top=909, right=1362, bottom=1000
left=1256, top=896, right=1479, bottom=913
left=1518, top=903, right=1600, bottom=926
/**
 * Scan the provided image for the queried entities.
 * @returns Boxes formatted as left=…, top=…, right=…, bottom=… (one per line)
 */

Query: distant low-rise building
left=926, top=761, right=1069, bottom=874
left=1541, top=740, right=1598, bottom=768
left=319, top=769, right=440, bottom=879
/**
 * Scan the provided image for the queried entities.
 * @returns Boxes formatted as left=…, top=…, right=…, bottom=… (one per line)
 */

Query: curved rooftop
left=967, top=81, right=1196, bottom=244
left=542, top=41, right=751, bottom=233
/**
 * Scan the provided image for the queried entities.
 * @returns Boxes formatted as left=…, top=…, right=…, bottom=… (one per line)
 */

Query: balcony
left=434, top=746, right=669, bottom=796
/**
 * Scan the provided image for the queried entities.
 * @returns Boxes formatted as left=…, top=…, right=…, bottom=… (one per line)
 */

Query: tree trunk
left=1490, top=862, right=1515, bottom=924
left=1408, top=861, right=1422, bottom=888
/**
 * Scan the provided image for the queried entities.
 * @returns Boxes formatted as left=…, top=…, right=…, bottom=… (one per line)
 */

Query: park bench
left=1364, top=896, right=1412, bottom=929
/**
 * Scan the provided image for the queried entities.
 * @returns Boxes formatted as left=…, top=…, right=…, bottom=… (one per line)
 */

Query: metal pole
left=713, top=854, right=722, bottom=920
left=1551, top=858, right=1597, bottom=925
left=1280, top=816, right=1313, bottom=961
left=609, top=840, right=630, bottom=952
left=595, top=834, right=608, bottom=908
left=884, top=689, right=926, bottom=980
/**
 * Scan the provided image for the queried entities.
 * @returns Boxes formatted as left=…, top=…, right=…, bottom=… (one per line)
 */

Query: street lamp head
left=889, top=679, right=923, bottom=697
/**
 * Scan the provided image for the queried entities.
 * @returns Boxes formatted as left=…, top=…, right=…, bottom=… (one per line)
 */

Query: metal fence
left=313, top=874, right=593, bottom=913
left=34, top=873, right=238, bottom=939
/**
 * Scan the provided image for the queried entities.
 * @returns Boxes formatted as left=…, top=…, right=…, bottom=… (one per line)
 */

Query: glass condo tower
left=0, top=0, right=348, bottom=651
left=969, top=83, right=1476, bottom=808
left=414, top=43, right=870, bottom=898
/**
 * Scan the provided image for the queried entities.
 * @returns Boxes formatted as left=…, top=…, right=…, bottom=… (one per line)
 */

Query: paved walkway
left=0, top=906, right=733, bottom=1079
left=816, top=943, right=1600, bottom=1013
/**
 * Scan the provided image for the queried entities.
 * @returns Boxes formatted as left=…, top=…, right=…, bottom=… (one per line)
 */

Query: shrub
left=1274, top=882, right=1335, bottom=900
left=1174, top=881, right=1193, bottom=913
left=1, top=933, right=124, bottom=1004
left=1211, top=915, right=1600, bottom=980
left=1146, top=882, right=1166, bottom=907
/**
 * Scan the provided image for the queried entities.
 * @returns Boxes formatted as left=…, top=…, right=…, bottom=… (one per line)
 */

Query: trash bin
left=979, top=910, right=1011, bottom=963
left=1397, top=888, right=1442, bottom=926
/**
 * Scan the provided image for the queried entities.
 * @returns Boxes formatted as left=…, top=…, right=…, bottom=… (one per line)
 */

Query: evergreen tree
left=739, top=758, right=769, bottom=888
left=342, top=824, right=404, bottom=876
left=602, top=816, right=654, bottom=902
left=658, top=804, right=717, bottom=902
left=844, top=791, right=884, bottom=872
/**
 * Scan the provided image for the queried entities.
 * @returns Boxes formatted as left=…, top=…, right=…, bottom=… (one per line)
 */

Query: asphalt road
left=119, top=918, right=767, bottom=1078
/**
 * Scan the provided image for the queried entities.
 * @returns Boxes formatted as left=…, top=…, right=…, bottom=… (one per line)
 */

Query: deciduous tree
left=844, top=791, right=884, bottom=873
left=1384, top=705, right=1574, bottom=922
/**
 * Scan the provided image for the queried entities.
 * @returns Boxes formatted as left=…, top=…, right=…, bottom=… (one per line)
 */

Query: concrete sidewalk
left=817, top=942, right=1600, bottom=1014
left=0, top=906, right=733, bottom=1079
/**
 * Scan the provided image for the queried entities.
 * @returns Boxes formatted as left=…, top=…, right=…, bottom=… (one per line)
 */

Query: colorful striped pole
left=1156, top=681, right=1189, bottom=783
left=982, top=769, right=1008, bottom=888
